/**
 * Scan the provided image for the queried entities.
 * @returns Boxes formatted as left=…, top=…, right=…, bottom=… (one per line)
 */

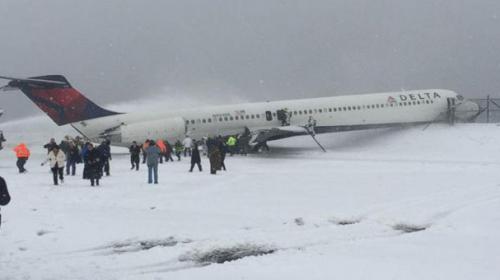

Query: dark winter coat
left=97, top=144, right=111, bottom=161
left=43, top=142, right=57, bottom=154
left=83, top=149, right=103, bottom=180
left=208, top=147, right=222, bottom=171
left=217, top=139, right=227, bottom=160
left=59, top=141, right=70, bottom=154
left=0, top=177, right=10, bottom=206
left=67, top=146, right=81, bottom=163
left=129, top=145, right=141, bottom=157
left=191, top=146, right=201, bottom=164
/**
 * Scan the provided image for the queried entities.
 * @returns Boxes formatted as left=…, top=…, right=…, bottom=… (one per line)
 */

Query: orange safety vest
left=156, top=139, right=167, bottom=153
left=14, top=143, right=30, bottom=158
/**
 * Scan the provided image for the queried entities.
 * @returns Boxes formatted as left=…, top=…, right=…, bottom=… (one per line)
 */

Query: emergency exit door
left=265, top=111, right=273, bottom=121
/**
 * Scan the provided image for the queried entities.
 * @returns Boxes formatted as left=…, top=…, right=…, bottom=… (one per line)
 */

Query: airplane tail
left=0, top=75, right=119, bottom=126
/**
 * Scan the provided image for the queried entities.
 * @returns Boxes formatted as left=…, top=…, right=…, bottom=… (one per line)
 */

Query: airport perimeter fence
left=470, top=96, right=500, bottom=123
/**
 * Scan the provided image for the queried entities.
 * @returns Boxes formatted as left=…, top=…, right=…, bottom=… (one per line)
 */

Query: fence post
left=486, top=95, right=490, bottom=123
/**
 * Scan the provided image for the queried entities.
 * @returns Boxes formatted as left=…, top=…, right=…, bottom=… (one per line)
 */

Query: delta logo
left=397, top=92, right=441, bottom=102
left=387, top=96, right=397, bottom=104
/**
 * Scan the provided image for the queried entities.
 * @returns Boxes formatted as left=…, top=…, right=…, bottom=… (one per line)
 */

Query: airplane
left=0, top=75, right=480, bottom=150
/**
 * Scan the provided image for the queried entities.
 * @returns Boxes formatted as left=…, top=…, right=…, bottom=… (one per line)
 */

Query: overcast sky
left=1, top=0, right=499, bottom=120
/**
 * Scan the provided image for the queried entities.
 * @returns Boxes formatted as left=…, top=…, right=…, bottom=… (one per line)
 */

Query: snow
left=1, top=116, right=500, bottom=279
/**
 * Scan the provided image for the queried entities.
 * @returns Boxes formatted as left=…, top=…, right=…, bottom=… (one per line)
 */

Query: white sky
left=1, top=0, right=499, bottom=120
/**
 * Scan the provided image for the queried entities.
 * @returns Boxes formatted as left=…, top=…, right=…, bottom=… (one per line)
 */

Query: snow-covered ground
left=1, top=116, right=500, bottom=279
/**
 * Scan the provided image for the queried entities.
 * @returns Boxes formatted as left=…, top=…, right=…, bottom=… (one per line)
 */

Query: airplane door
left=265, top=111, right=273, bottom=121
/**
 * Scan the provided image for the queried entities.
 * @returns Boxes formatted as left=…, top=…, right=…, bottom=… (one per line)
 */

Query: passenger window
left=202, top=119, right=206, bottom=123
left=251, top=115, right=255, bottom=119
left=309, top=109, right=313, bottom=114
left=319, top=109, right=322, bottom=113
left=230, top=117, right=233, bottom=121
left=191, top=120, right=195, bottom=124
left=329, top=108, right=332, bottom=112
left=219, top=118, right=223, bottom=121
left=208, top=118, right=212, bottom=123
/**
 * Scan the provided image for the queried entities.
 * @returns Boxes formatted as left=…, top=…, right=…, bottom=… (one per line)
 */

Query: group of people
left=12, top=136, right=112, bottom=186
left=130, top=136, right=203, bottom=184
left=7, top=132, right=258, bottom=186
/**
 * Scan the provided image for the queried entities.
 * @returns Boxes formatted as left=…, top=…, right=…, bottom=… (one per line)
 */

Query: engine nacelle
left=455, top=100, right=480, bottom=122
left=121, top=117, right=186, bottom=144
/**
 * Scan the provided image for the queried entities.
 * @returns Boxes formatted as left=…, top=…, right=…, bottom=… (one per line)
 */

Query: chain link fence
left=470, top=97, right=500, bottom=123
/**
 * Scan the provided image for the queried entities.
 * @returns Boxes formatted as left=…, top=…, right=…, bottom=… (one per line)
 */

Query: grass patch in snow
left=329, top=217, right=361, bottom=226
left=36, top=230, right=51, bottom=236
left=392, top=223, right=428, bottom=233
left=179, top=244, right=277, bottom=265
left=294, top=217, right=305, bottom=226
left=100, top=237, right=190, bottom=254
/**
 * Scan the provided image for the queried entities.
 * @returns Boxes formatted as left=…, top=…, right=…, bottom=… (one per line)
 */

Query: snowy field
left=1, top=116, right=500, bottom=279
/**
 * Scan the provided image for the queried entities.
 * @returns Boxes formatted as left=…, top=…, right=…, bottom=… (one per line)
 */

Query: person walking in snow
left=182, top=136, right=193, bottom=157
left=83, top=143, right=103, bottom=187
left=44, top=145, right=66, bottom=185
left=226, top=135, right=237, bottom=156
left=145, top=140, right=161, bottom=184
left=129, top=141, right=141, bottom=170
left=66, top=141, right=80, bottom=176
left=13, top=143, right=30, bottom=173
left=164, top=140, right=174, bottom=162
left=189, top=142, right=202, bottom=172
left=0, top=131, right=6, bottom=151
left=0, top=176, right=11, bottom=229
left=206, top=137, right=222, bottom=175
left=97, top=140, right=111, bottom=176
left=43, top=138, right=58, bottom=154
left=141, top=139, right=150, bottom=164
left=217, top=136, right=227, bottom=171
left=156, top=139, right=167, bottom=164
left=174, top=140, right=183, bottom=161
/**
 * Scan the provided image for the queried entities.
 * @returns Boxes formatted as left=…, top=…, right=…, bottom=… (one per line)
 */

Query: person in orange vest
left=13, top=143, right=30, bottom=173
left=141, top=139, right=150, bottom=164
left=156, top=139, right=167, bottom=164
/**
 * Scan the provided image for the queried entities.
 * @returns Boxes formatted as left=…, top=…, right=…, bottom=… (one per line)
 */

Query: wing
left=249, top=125, right=309, bottom=144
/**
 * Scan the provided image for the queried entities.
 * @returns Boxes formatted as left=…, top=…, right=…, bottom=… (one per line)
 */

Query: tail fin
left=0, top=75, right=119, bottom=125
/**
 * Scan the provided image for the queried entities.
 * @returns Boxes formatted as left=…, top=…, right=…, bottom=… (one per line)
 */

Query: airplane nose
left=455, top=99, right=480, bottom=122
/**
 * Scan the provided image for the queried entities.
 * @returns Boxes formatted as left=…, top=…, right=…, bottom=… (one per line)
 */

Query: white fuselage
left=70, top=89, right=474, bottom=146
